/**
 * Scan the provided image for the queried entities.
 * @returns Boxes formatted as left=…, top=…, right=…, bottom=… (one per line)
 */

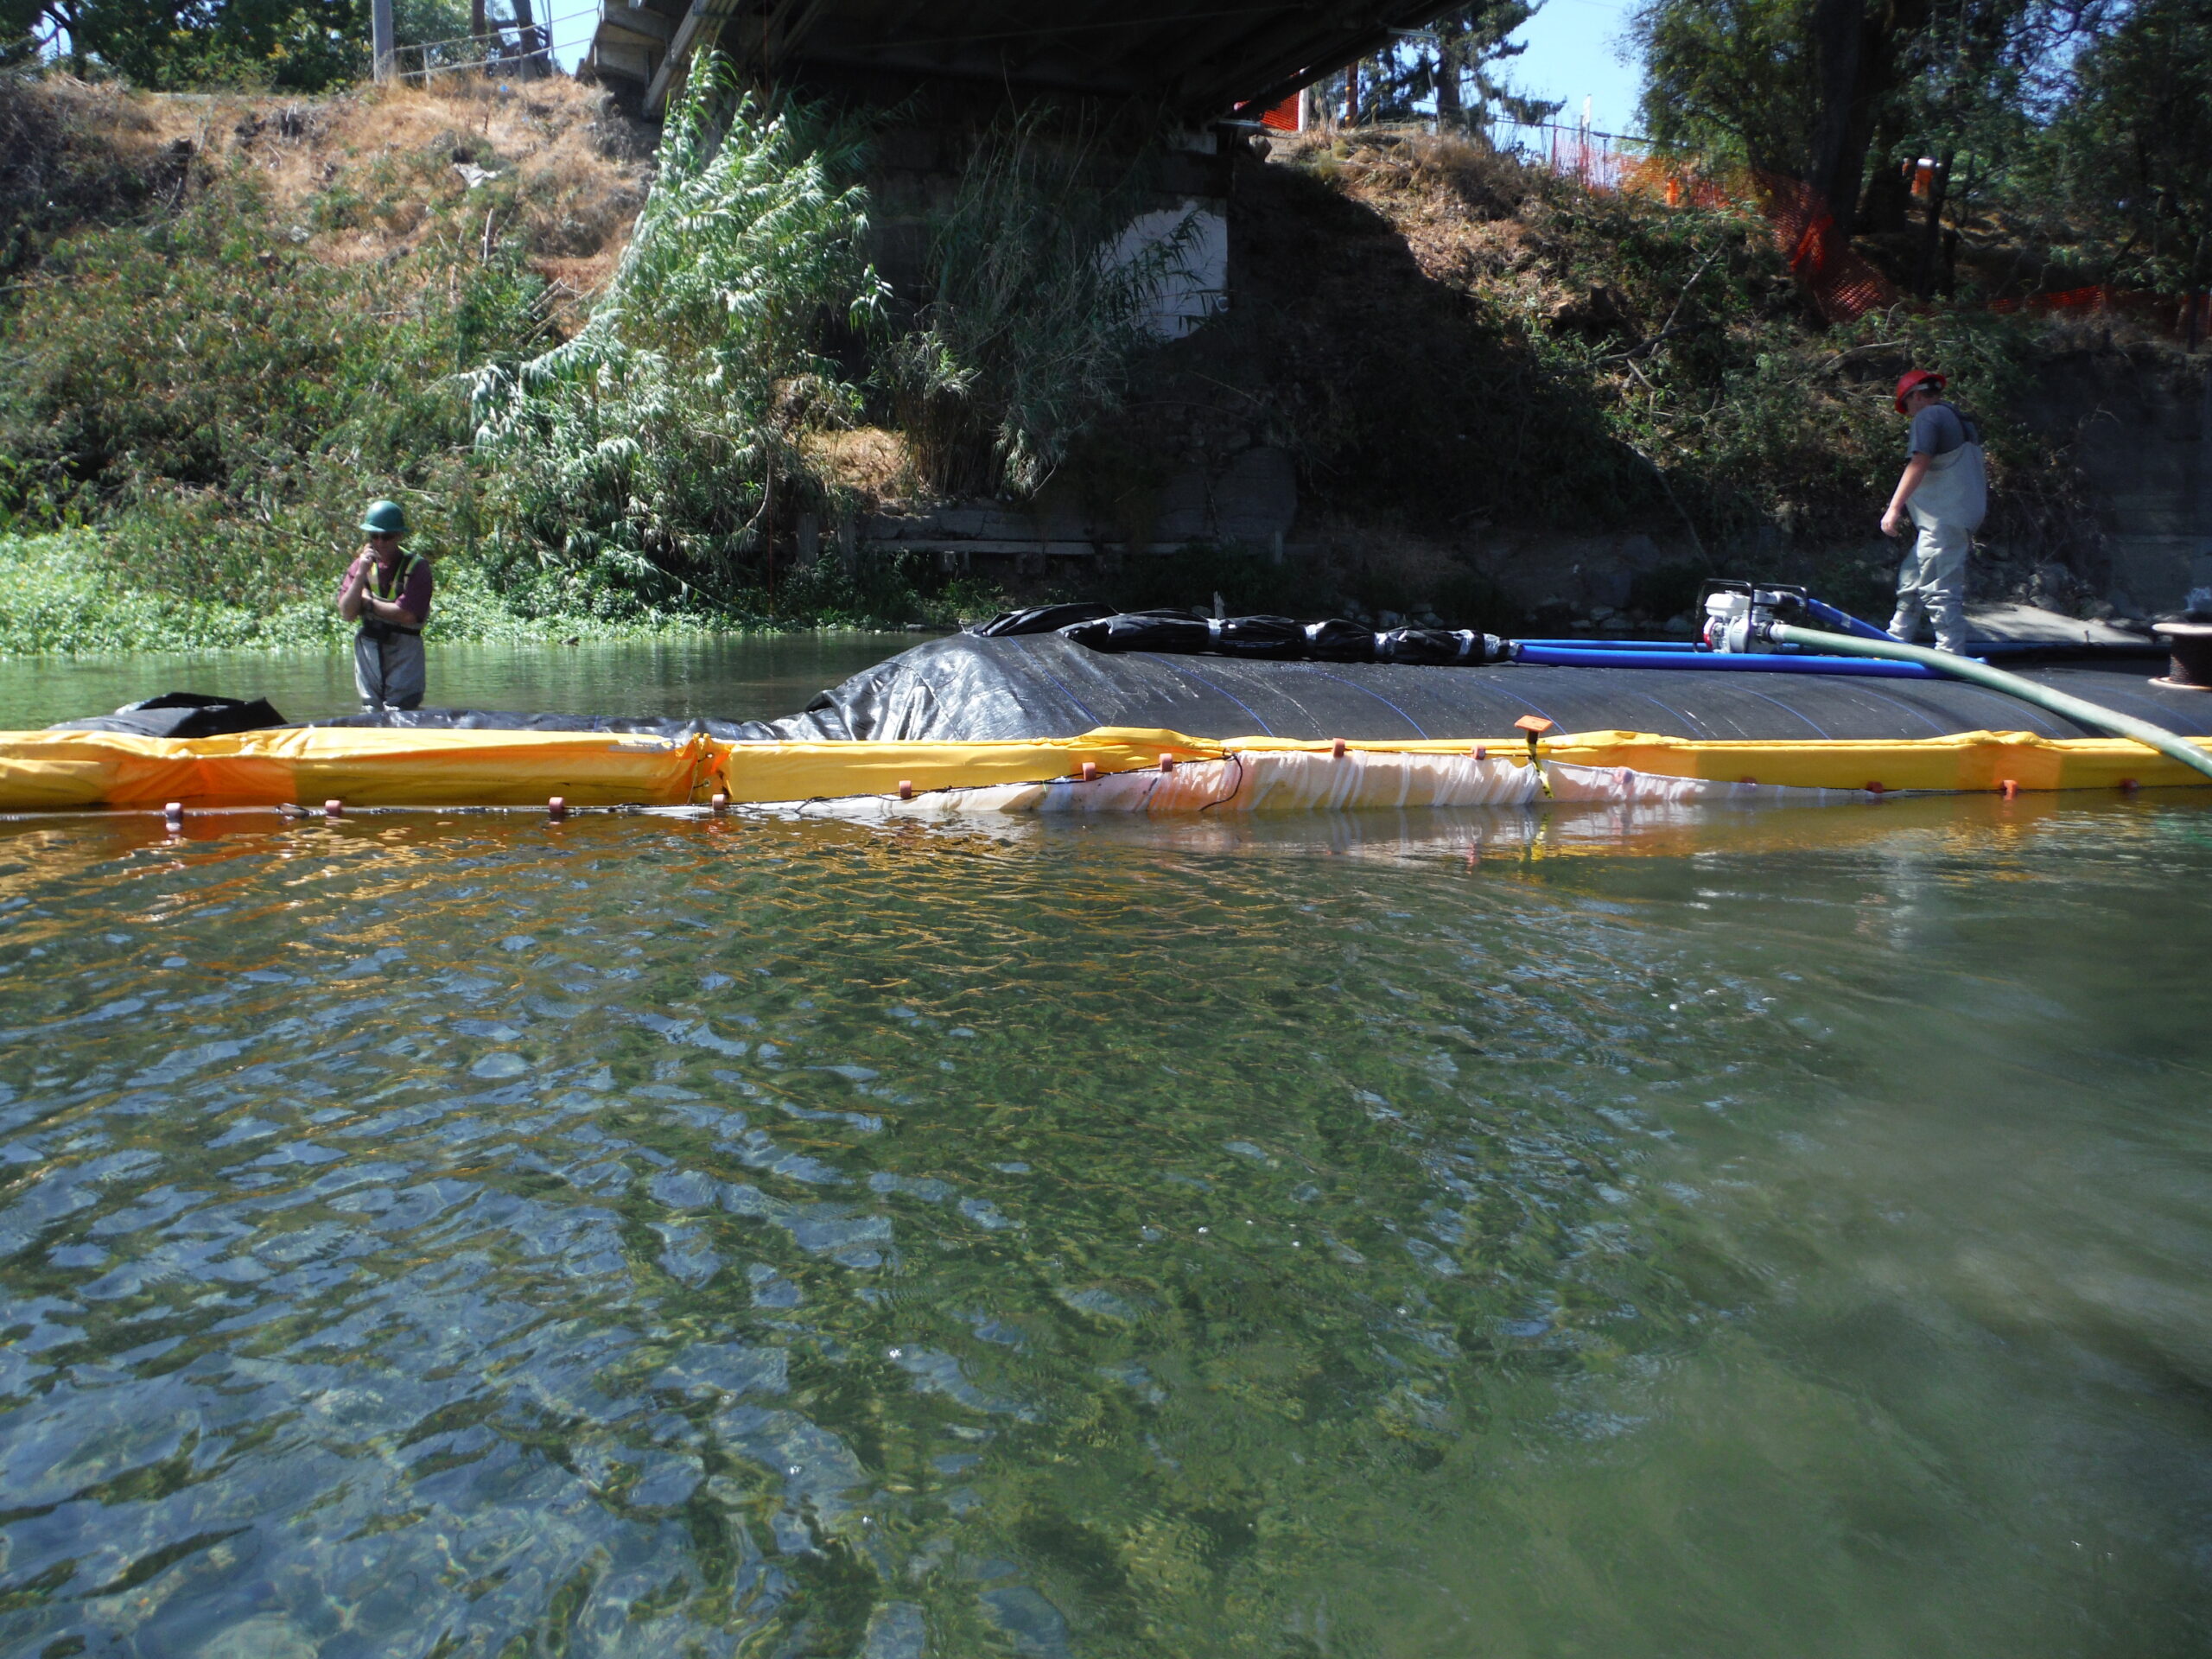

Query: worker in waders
left=337, top=500, right=434, bottom=711
left=1881, top=368, right=1987, bottom=655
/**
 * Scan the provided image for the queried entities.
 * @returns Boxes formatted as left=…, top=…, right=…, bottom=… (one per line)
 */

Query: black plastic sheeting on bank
left=52, top=691, right=289, bottom=739
left=316, top=632, right=2212, bottom=746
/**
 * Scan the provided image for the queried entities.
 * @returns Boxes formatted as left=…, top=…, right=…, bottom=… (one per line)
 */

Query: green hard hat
left=359, top=499, right=408, bottom=536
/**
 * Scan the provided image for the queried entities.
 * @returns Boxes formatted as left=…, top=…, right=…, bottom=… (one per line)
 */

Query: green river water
left=0, top=634, right=915, bottom=731
left=1, top=643, right=2210, bottom=1657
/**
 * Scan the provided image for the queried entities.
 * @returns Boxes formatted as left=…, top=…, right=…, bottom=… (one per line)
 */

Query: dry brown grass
left=799, top=426, right=918, bottom=509
left=1298, top=128, right=1563, bottom=315
left=10, top=73, right=652, bottom=296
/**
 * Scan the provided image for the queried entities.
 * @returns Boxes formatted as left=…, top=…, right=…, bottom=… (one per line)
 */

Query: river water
left=2, top=779, right=2209, bottom=1657
left=0, top=634, right=915, bottom=730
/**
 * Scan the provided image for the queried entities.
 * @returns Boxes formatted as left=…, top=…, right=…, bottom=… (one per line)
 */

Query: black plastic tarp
left=51, top=691, right=289, bottom=739
left=318, top=633, right=2212, bottom=745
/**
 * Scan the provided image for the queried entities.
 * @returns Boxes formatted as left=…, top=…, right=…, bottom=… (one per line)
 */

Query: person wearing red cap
left=1880, top=368, right=1986, bottom=653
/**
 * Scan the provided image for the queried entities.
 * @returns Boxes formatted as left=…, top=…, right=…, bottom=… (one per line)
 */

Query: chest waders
left=1891, top=439, right=1988, bottom=656
left=354, top=553, right=429, bottom=710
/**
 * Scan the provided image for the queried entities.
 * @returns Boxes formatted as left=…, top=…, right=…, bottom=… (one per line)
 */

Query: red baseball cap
left=1894, top=368, right=1946, bottom=412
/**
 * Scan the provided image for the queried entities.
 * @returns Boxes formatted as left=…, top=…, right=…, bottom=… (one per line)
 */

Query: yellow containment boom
left=0, top=724, right=2207, bottom=813
left=0, top=727, right=716, bottom=812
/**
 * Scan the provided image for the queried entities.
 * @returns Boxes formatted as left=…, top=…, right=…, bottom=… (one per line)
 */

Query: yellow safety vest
left=362, top=552, right=427, bottom=636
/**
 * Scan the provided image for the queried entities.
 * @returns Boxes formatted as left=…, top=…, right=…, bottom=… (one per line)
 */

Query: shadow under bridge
left=586, top=0, right=1467, bottom=119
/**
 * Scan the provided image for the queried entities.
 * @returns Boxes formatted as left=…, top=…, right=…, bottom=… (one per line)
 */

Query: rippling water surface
left=2, top=796, right=2209, bottom=1657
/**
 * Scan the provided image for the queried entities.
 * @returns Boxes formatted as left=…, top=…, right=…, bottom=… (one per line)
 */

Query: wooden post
left=372, top=0, right=395, bottom=81
left=1915, top=149, right=1953, bottom=299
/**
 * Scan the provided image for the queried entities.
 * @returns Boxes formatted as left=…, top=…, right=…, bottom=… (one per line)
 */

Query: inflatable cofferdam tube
left=5, top=724, right=2211, bottom=812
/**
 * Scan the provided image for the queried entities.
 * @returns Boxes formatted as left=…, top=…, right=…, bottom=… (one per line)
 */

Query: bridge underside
left=589, top=0, right=1462, bottom=120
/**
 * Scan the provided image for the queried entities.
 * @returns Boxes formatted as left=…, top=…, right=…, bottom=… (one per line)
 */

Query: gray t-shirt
left=1908, top=402, right=1979, bottom=457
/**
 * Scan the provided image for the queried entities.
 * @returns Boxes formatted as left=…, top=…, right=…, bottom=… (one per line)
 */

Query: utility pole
left=372, top=0, right=395, bottom=81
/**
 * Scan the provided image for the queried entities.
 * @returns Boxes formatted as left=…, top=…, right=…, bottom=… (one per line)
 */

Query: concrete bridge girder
left=585, top=2, right=1414, bottom=310
left=586, top=0, right=1467, bottom=122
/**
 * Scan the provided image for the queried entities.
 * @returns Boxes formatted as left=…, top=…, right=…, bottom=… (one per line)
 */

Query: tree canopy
left=1628, top=0, right=2212, bottom=295
left=2029, top=0, right=2212, bottom=290
left=3, top=0, right=479, bottom=88
left=1316, top=1, right=1560, bottom=129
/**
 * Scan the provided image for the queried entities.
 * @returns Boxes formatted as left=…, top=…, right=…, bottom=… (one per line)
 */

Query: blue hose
left=1518, top=636, right=1899, bottom=661
left=1510, top=643, right=1942, bottom=677
left=1519, top=635, right=2152, bottom=659
left=1516, top=638, right=1702, bottom=652
left=1801, top=598, right=1897, bottom=640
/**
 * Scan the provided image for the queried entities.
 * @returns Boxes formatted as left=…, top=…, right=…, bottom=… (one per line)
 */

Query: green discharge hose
left=1766, top=622, right=2212, bottom=785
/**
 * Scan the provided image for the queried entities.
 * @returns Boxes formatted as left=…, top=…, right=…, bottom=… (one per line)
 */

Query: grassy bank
left=1052, top=128, right=2112, bottom=631
left=0, top=528, right=631, bottom=652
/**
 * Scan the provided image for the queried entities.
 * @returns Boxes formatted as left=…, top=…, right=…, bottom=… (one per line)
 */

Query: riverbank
left=0, top=73, right=1021, bottom=645
left=5, top=72, right=2201, bottom=649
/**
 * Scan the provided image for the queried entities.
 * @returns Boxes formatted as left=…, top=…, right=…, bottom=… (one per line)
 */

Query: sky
left=546, top=1, right=1652, bottom=137
left=545, top=4, right=598, bottom=75
left=1501, top=0, right=1648, bottom=136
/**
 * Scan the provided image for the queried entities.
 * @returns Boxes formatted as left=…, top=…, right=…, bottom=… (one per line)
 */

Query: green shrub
left=469, top=56, right=883, bottom=616
left=0, top=159, right=547, bottom=605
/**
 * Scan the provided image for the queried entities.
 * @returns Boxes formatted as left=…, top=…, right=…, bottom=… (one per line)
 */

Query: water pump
left=1700, top=582, right=1811, bottom=653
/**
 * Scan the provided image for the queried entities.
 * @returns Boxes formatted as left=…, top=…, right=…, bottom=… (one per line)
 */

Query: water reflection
left=0, top=800, right=2209, bottom=1656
